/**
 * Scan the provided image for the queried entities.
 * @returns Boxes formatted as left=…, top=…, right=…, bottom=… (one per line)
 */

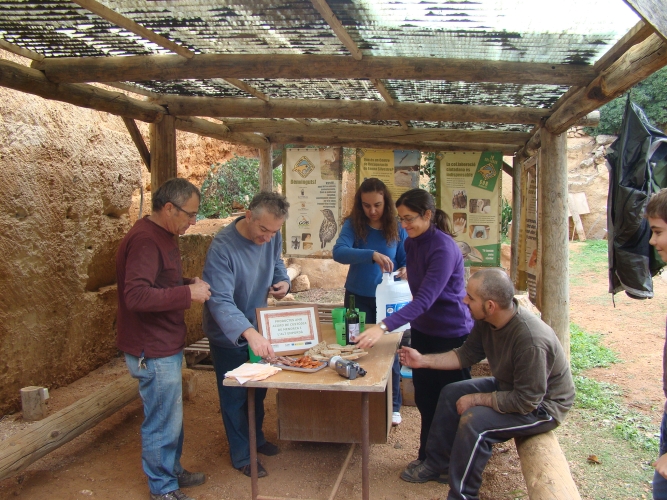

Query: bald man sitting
left=398, top=268, right=574, bottom=500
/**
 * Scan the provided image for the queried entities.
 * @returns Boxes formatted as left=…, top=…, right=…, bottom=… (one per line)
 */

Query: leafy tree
left=587, top=66, right=667, bottom=135
left=199, top=155, right=261, bottom=219
left=420, top=152, right=437, bottom=195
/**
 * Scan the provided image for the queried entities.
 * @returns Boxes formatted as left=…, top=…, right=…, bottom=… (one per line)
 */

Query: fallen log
left=515, top=431, right=581, bottom=499
left=0, top=374, right=139, bottom=481
left=286, top=263, right=302, bottom=282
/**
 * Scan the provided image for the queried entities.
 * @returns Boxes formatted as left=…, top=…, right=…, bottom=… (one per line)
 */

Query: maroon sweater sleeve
left=123, top=234, right=191, bottom=312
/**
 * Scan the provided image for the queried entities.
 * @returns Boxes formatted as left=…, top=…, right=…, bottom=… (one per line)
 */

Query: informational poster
left=283, top=147, right=342, bottom=258
left=520, top=155, right=541, bottom=306
left=435, top=151, right=502, bottom=267
left=357, top=149, right=421, bottom=200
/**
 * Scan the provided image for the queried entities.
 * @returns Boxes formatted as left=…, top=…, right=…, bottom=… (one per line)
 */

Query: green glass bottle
left=345, top=295, right=360, bottom=344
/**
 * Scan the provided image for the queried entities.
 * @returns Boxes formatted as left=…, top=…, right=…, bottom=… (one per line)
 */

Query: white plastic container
left=376, top=272, right=412, bottom=332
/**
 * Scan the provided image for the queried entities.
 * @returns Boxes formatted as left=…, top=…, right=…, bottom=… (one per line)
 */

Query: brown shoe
left=236, top=461, right=268, bottom=478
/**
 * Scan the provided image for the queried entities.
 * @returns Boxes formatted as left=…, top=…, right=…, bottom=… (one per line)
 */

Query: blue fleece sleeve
left=332, top=219, right=375, bottom=264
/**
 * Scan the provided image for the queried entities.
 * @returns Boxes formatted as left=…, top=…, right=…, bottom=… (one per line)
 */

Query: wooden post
left=149, top=114, right=177, bottom=192
left=539, top=130, right=570, bottom=355
left=515, top=432, right=582, bottom=500
left=20, top=386, right=48, bottom=421
left=0, top=375, right=138, bottom=481
left=259, top=143, right=273, bottom=192
left=510, top=155, right=522, bottom=284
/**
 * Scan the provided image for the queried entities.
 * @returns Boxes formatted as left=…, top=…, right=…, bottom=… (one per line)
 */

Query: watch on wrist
left=379, top=322, right=388, bottom=332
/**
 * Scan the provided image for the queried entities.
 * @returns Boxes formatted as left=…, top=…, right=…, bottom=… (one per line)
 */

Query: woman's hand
left=355, top=324, right=384, bottom=349
left=372, top=252, right=394, bottom=273
left=395, top=267, right=407, bottom=280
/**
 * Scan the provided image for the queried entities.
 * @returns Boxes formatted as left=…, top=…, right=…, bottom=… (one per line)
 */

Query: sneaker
left=400, top=462, right=448, bottom=484
left=177, top=469, right=206, bottom=488
left=392, top=412, right=402, bottom=426
left=236, top=461, right=268, bottom=478
left=257, top=441, right=280, bottom=456
left=406, top=459, right=423, bottom=470
left=150, top=489, right=194, bottom=500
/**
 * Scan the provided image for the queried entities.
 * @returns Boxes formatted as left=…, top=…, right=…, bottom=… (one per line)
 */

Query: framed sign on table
left=255, top=305, right=322, bottom=355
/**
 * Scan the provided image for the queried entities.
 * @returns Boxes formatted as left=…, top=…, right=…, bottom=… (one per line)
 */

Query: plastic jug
left=376, top=272, right=412, bottom=332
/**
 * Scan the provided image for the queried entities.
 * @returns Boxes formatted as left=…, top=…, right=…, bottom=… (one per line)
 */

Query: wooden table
left=223, top=325, right=400, bottom=500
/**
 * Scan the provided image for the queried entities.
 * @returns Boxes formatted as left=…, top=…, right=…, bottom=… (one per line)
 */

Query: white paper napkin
left=225, top=363, right=282, bottom=384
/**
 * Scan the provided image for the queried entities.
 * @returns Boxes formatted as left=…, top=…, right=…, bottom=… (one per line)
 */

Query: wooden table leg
left=248, top=387, right=258, bottom=500
left=361, top=392, right=369, bottom=500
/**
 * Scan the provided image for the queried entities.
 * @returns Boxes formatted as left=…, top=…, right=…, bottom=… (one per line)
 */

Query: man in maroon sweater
left=116, top=178, right=211, bottom=500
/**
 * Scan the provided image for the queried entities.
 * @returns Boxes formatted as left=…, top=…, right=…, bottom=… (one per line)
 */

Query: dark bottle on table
left=345, top=295, right=360, bottom=344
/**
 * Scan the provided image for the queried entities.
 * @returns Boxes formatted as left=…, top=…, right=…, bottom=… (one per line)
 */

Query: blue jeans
left=654, top=412, right=667, bottom=499
left=424, top=378, right=558, bottom=500
left=125, top=352, right=185, bottom=495
left=210, top=343, right=268, bottom=468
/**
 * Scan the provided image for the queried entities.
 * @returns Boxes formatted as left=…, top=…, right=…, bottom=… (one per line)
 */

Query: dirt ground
left=1, top=241, right=666, bottom=500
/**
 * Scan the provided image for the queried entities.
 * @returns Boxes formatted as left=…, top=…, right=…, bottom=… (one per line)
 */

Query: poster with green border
left=435, top=151, right=501, bottom=267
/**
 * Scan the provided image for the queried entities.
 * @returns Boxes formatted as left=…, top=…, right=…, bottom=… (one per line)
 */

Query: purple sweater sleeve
left=382, top=239, right=455, bottom=331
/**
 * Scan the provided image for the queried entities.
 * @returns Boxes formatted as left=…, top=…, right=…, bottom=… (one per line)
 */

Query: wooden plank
left=0, top=39, right=44, bottom=62
left=510, top=156, right=522, bottom=284
left=41, top=54, right=595, bottom=87
left=174, top=116, right=268, bottom=149
left=515, top=432, right=582, bottom=499
left=0, top=59, right=165, bottom=123
left=624, top=0, right=667, bottom=43
left=150, top=115, right=177, bottom=191
left=159, top=96, right=548, bottom=125
left=0, top=375, right=139, bottom=481
left=546, top=33, right=667, bottom=135
left=121, top=116, right=151, bottom=170
left=222, top=78, right=270, bottom=102
left=593, top=20, right=654, bottom=72
left=223, top=118, right=531, bottom=144
left=70, top=0, right=194, bottom=59
left=309, top=0, right=363, bottom=60
left=277, top=389, right=389, bottom=443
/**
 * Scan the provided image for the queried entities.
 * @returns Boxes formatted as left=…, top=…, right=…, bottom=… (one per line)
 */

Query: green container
left=334, top=323, right=346, bottom=346
left=358, top=311, right=366, bottom=332
left=248, top=345, right=262, bottom=363
left=331, top=307, right=346, bottom=327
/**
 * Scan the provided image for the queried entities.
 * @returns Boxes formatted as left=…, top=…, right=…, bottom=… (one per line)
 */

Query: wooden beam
left=259, top=144, right=273, bottom=191
left=371, top=78, right=409, bottom=130
left=98, top=82, right=160, bottom=99
left=223, top=119, right=530, bottom=145
left=41, top=54, right=595, bottom=87
left=546, top=33, right=667, bottom=135
left=266, top=134, right=518, bottom=155
left=0, top=58, right=165, bottom=123
left=510, top=155, right=522, bottom=285
left=624, top=0, right=667, bottom=43
left=174, top=117, right=268, bottom=149
left=70, top=0, right=194, bottom=59
left=309, top=0, right=363, bottom=60
left=0, top=39, right=44, bottom=62
left=0, top=375, right=138, bottom=481
left=121, top=117, right=151, bottom=170
left=502, top=161, right=513, bottom=177
left=159, top=96, right=548, bottom=125
left=539, top=130, right=570, bottom=355
left=150, top=115, right=177, bottom=191
left=515, top=432, right=581, bottom=499
left=221, top=78, right=270, bottom=102
left=593, top=20, right=654, bottom=72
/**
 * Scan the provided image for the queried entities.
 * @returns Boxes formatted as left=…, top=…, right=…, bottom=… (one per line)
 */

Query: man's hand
left=398, top=346, right=426, bottom=369
left=268, top=281, right=289, bottom=299
left=372, top=251, right=394, bottom=273
left=189, top=277, right=211, bottom=303
left=242, top=328, right=275, bottom=358
left=456, top=393, right=493, bottom=415
left=655, top=452, right=667, bottom=479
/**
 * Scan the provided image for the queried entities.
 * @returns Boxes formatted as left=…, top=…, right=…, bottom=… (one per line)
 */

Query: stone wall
left=0, top=50, right=249, bottom=413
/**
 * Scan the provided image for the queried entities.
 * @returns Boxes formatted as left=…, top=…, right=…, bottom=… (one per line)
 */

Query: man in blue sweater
left=203, top=192, right=291, bottom=478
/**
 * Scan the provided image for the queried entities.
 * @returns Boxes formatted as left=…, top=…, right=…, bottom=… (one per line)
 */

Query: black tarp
left=607, top=98, right=667, bottom=299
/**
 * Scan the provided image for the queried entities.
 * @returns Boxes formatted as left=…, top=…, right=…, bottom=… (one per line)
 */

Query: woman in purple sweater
left=357, top=188, right=473, bottom=463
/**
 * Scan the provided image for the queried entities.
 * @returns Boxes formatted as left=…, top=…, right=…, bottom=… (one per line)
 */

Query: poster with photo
left=357, top=149, right=421, bottom=200
left=435, top=151, right=502, bottom=267
left=283, top=147, right=342, bottom=258
left=521, top=156, right=541, bottom=307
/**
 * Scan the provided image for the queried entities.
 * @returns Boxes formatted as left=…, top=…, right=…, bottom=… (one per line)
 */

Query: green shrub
left=199, top=155, right=260, bottom=219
